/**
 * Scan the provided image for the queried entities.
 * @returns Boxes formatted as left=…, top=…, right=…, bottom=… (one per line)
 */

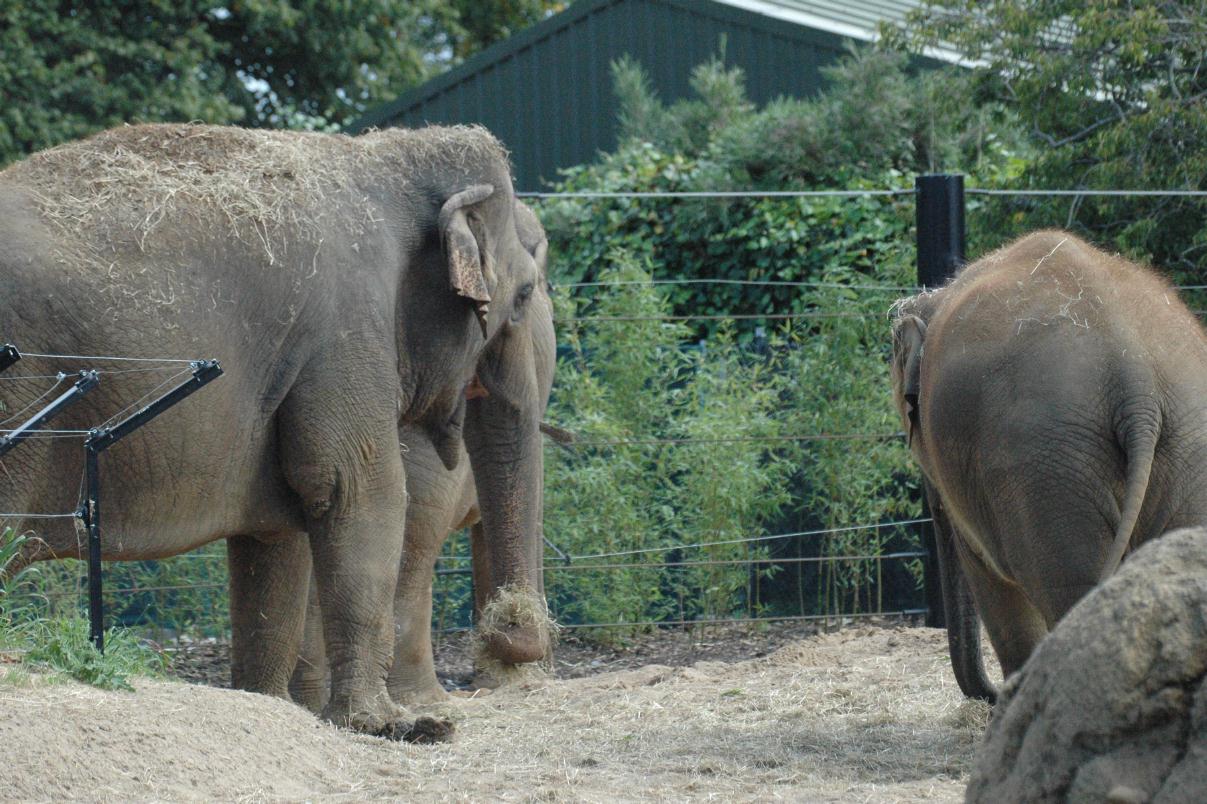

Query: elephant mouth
left=464, top=374, right=489, bottom=400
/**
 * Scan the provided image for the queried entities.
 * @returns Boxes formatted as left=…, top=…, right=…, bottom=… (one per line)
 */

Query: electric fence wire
left=436, top=608, right=930, bottom=634
left=549, top=432, right=904, bottom=448
left=556, top=277, right=917, bottom=291
left=0, top=374, right=67, bottom=426
left=966, top=188, right=1207, bottom=197
left=555, top=311, right=881, bottom=324
left=517, top=187, right=1207, bottom=200
left=19, top=352, right=197, bottom=365
left=93, top=366, right=196, bottom=434
left=0, top=512, right=78, bottom=519
left=518, top=189, right=915, bottom=199
left=433, top=518, right=933, bottom=565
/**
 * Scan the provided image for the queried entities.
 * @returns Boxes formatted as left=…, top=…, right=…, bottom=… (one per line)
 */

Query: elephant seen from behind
left=890, top=230, right=1207, bottom=701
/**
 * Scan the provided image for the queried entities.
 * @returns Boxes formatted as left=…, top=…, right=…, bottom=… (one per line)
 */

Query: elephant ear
left=892, top=314, right=927, bottom=445
left=513, top=200, right=549, bottom=278
left=440, top=184, right=496, bottom=339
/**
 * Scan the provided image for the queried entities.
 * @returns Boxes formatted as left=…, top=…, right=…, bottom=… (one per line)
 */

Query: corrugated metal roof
left=713, top=0, right=921, bottom=41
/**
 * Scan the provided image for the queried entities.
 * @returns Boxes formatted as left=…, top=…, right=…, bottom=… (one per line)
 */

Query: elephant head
left=463, top=199, right=556, bottom=666
left=401, top=175, right=543, bottom=473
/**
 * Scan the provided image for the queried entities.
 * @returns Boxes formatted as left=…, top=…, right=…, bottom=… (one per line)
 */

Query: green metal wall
left=350, top=0, right=872, bottom=190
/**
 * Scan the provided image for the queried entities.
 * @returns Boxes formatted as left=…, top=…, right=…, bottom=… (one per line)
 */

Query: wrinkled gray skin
left=891, top=230, right=1207, bottom=702
left=281, top=201, right=557, bottom=708
left=0, top=123, right=542, bottom=738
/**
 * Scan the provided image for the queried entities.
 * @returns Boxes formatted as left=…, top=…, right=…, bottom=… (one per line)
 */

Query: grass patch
left=3, top=529, right=165, bottom=690
left=10, top=618, right=166, bottom=691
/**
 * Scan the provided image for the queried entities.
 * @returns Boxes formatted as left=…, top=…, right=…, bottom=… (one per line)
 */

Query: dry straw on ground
left=1, top=625, right=993, bottom=802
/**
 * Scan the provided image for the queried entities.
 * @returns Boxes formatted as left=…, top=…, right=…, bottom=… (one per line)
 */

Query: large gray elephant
left=890, top=230, right=1207, bottom=702
left=0, top=123, right=545, bottom=739
left=281, top=200, right=558, bottom=709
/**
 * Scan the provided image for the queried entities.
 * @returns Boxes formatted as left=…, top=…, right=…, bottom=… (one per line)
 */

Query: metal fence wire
left=4, top=178, right=1204, bottom=640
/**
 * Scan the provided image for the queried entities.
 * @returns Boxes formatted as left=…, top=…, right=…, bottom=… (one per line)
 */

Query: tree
left=445, top=0, right=564, bottom=60
left=0, top=1, right=559, bottom=166
left=887, top=1, right=1207, bottom=279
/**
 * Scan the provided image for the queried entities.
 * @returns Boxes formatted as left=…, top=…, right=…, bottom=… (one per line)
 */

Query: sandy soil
left=1, top=625, right=993, bottom=802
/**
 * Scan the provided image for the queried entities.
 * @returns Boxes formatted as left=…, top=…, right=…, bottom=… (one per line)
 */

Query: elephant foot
left=323, top=694, right=454, bottom=743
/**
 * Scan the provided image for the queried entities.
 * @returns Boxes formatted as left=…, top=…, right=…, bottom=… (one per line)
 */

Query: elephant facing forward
left=0, top=123, right=543, bottom=739
left=891, top=230, right=1207, bottom=701
left=277, top=201, right=558, bottom=709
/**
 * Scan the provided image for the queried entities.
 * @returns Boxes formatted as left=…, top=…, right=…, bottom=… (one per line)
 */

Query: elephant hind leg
left=228, top=533, right=311, bottom=699
left=386, top=504, right=449, bottom=705
left=956, top=539, right=1048, bottom=680
left=288, top=570, right=329, bottom=713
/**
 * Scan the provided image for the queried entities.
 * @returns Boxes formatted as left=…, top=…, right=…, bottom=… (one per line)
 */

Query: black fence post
left=915, top=174, right=965, bottom=628
left=80, top=360, right=223, bottom=651
left=83, top=445, right=104, bottom=650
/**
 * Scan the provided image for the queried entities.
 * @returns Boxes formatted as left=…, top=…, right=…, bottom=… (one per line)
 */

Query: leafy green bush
left=2, top=528, right=165, bottom=690
left=541, top=251, right=793, bottom=631
left=541, top=47, right=1024, bottom=342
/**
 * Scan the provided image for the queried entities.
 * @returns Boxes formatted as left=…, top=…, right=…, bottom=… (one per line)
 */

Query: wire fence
left=5, top=181, right=1205, bottom=644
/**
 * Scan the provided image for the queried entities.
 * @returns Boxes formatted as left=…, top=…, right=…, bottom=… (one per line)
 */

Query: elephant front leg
left=306, top=499, right=455, bottom=741
left=387, top=508, right=449, bottom=704
left=228, top=533, right=311, bottom=699
left=280, top=397, right=452, bottom=742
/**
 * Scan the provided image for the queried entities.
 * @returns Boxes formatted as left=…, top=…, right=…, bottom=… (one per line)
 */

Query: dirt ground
left=2, top=621, right=995, bottom=802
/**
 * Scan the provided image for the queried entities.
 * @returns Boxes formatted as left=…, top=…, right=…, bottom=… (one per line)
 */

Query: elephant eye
left=510, top=281, right=535, bottom=324
left=516, top=282, right=535, bottom=306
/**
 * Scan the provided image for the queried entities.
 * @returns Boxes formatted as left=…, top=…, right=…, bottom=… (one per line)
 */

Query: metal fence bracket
left=79, top=359, right=223, bottom=651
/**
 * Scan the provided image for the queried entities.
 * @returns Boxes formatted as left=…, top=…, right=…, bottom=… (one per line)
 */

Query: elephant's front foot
left=323, top=693, right=454, bottom=743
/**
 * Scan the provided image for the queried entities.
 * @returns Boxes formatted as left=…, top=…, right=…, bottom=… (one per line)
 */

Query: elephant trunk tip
left=474, top=584, right=557, bottom=669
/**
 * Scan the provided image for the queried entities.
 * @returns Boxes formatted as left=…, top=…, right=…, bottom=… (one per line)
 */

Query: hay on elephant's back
left=5, top=123, right=509, bottom=264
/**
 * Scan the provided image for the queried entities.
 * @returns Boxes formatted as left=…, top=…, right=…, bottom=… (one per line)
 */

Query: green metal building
left=350, top=0, right=940, bottom=190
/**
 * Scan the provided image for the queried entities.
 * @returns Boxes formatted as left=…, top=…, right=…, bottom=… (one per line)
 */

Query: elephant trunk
left=927, top=481, right=998, bottom=703
left=464, top=390, right=551, bottom=668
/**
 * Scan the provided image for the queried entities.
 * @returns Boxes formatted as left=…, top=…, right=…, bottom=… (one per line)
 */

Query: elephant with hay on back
left=0, top=122, right=548, bottom=740
left=279, top=200, right=560, bottom=709
left=890, top=230, right=1207, bottom=702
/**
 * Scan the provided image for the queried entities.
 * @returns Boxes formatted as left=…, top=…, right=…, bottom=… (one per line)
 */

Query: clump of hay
left=4, top=122, right=509, bottom=267
left=472, top=584, right=559, bottom=687
left=944, top=697, right=993, bottom=736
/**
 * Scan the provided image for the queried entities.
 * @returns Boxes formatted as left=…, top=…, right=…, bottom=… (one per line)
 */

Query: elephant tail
left=1103, top=395, right=1161, bottom=582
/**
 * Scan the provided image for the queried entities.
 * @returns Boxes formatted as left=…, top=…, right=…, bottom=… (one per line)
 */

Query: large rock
left=967, top=527, right=1207, bottom=803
